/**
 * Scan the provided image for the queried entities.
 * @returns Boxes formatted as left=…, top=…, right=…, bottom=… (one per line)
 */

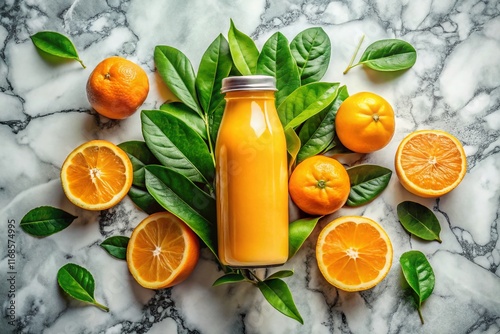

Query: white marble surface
left=1, top=0, right=500, bottom=333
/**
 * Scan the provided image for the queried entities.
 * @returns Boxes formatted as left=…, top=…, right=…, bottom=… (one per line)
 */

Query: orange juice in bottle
left=216, top=75, right=288, bottom=267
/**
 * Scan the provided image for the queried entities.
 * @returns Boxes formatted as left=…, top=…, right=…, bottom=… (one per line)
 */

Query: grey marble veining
left=1, top=0, right=499, bottom=333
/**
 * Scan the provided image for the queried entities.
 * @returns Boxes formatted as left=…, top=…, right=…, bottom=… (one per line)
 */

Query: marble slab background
left=1, top=0, right=499, bottom=333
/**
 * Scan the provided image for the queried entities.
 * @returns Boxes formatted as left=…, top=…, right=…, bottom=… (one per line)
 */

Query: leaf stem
left=343, top=34, right=365, bottom=74
left=77, top=58, right=86, bottom=69
left=417, top=307, right=425, bottom=324
left=93, top=300, right=109, bottom=312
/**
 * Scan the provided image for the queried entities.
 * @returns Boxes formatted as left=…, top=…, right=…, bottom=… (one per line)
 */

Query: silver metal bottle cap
left=221, top=75, right=277, bottom=93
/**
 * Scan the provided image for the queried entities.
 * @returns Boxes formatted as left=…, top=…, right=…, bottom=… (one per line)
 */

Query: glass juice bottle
left=216, top=75, right=289, bottom=267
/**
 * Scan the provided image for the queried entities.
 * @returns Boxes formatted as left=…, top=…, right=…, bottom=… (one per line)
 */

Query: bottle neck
left=224, top=90, right=276, bottom=100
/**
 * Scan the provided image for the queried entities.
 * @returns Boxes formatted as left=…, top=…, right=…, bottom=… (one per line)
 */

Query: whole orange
left=86, top=56, right=149, bottom=119
left=335, top=92, right=395, bottom=153
left=289, top=155, right=350, bottom=216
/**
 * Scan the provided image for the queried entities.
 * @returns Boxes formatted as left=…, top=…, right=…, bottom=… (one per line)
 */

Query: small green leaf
left=257, top=278, right=303, bottom=324
left=297, top=85, right=348, bottom=163
left=141, top=110, right=215, bottom=185
left=100, top=236, right=129, bottom=260
left=289, top=216, right=321, bottom=259
left=358, top=39, right=417, bottom=72
left=346, top=164, right=392, bottom=207
left=290, top=27, right=331, bottom=85
left=57, top=263, right=109, bottom=312
left=196, top=34, right=232, bottom=115
left=154, top=45, right=202, bottom=116
left=256, top=31, right=300, bottom=106
left=397, top=201, right=442, bottom=243
left=228, top=19, right=259, bottom=75
left=267, top=270, right=294, bottom=280
left=20, top=206, right=76, bottom=237
left=277, top=82, right=339, bottom=130
left=127, top=185, right=163, bottom=215
left=400, top=250, right=435, bottom=324
left=118, top=141, right=160, bottom=187
left=285, top=127, right=301, bottom=173
left=145, top=165, right=217, bottom=257
left=159, top=102, right=207, bottom=140
left=30, top=31, right=86, bottom=68
left=212, top=272, right=246, bottom=286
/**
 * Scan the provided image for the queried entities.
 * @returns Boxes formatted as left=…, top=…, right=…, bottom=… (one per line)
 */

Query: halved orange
left=316, top=216, right=393, bottom=291
left=60, top=140, right=133, bottom=210
left=127, top=212, right=200, bottom=289
left=395, top=130, right=467, bottom=198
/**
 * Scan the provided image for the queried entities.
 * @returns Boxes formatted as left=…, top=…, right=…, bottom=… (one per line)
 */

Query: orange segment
left=316, top=216, right=393, bottom=291
left=127, top=212, right=200, bottom=289
left=60, top=140, right=133, bottom=210
left=395, top=130, right=467, bottom=198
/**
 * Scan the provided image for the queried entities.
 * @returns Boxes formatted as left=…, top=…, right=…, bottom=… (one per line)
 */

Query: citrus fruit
left=86, top=56, right=149, bottom=119
left=60, top=140, right=133, bottom=210
left=289, top=155, right=350, bottom=215
left=335, top=91, right=395, bottom=153
left=127, top=212, right=200, bottom=289
left=316, top=216, right=393, bottom=291
left=395, top=129, right=467, bottom=198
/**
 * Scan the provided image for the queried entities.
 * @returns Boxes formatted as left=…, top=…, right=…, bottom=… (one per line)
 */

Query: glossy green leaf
left=127, top=185, right=163, bottom=215
left=267, top=270, right=294, bottom=280
left=284, top=127, right=301, bottom=173
left=358, top=39, right=417, bottom=72
left=100, top=236, right=129, bottom=260
left=257, top=278, right=303, bottom=324
left=256, top=32, right=300, bottom=106
left=290, top=27, right=331, bottom=85
left=30, top=31, right=85, bottom=68
left=141, top=110, right=215, bottom=185
left=20, top=206, right=76, bottom=237
left=118, top=141, right=160, bottom=187
left=159, top=102, right=207, bottom=140
left=277, top=82, right=339, bottom=130
left=208, top=100, right=225, bottom=147
left=397, top=201, right=442, bottom=243
left=145, top=165, right=217, bottom=257
left=346, top=164, right=392, bottom=207
left=212, top=272, right=246, bottom=286
left=154, top=45, right=202, bottom=116
left=297, top=85, right=348, bottom=163
left=228, top=19, right=259, bottom=75
left=196, top=34, right=232, bottom=115
left=400, top=250, right=435, bottom=324
left=57, top=263, right=109, bottom=312
left=289, top=216, right=321, bottom=259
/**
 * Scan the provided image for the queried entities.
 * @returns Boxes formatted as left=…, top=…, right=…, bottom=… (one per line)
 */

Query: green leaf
left=30, top=31, right=86, bottom=68
left=141, top=110, right=215, bottom=185
left=196, top=34, right=232, bottom=115
left=127, top=185, right=164, bottom=215
left=297, top=85, right=348, bottom=163
left=290, top=27, right=331, bottom=85
left=257, top=278, right=303, bottom=324
left=228, top=19, right=259, bottom=75
left=397, top=201, right=442, bottom=243
left=118, top=141, right=160, bottom=187
left=400, top=250, right=435, bottom=324
left=212, top=272, right=246, bottom=286
left=285, top=127, right=301, bottom=173
left=20, top=206, right=76, bottom=237
left=100, top=236, right=129, bottom=260
left=154, top=45, right=202, bottom=116
left=145, top=165, right=217, bottom=257
left=267, top=270, right=294, bottom=280
left=57, top=263, right=109, bottom=312
left=346, top=164, right=392, bottom=207
left=256, top=32, right=301, bottom=106
left=277, top=82, right=339, bottom=130
left=289, top=216, right=321, bottom=259
left=358, top=39, right=417, bottom=72
left=160, top=102, right=207, bottom=140
left=209, top=100, right=225, bottom=147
